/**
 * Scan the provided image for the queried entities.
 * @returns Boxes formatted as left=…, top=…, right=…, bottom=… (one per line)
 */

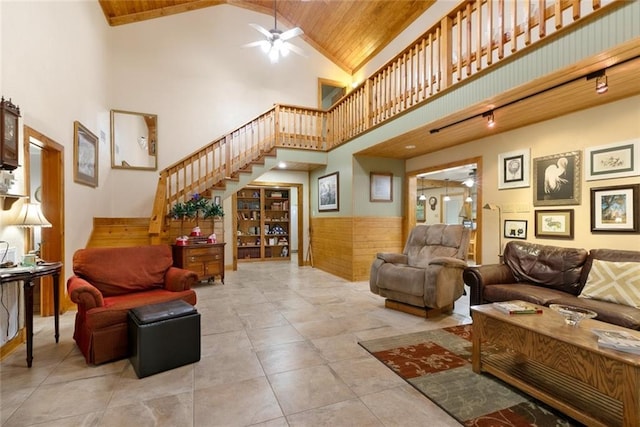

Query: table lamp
left=11, top=202, right=52, bottom=264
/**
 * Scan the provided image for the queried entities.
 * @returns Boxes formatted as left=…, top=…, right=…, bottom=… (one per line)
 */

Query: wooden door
left=24, top=126, right=66, bottom=315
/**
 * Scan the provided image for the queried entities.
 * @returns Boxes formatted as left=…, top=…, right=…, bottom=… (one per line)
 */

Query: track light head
left=587, top=69, right=609, bottom=94
left=482, top=111, right=496, bottom=128
left=596, top=75, right=608, bottom=94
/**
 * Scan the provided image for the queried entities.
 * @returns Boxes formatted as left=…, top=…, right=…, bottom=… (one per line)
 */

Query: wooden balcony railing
left=149, top=0, right=617, bottom=240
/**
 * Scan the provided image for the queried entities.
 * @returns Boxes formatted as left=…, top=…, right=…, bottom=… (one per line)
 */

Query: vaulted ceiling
left=98, top=0, right=436, bottom=74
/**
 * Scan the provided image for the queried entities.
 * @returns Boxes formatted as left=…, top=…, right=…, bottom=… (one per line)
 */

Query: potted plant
left=185, top=193, right=208, bottom=237
left=203, top=201, right=224, bottom=243
left=169, top=201, right=189, bottom=244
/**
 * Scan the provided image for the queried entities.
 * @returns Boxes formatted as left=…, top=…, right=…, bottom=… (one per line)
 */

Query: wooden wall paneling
left=352, top=216, right=403, bottom=281
left=310, top=217, right=353, bottom=281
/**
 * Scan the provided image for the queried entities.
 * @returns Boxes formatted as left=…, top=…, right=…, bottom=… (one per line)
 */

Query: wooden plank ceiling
left=97, top=0, right=436, bottom=74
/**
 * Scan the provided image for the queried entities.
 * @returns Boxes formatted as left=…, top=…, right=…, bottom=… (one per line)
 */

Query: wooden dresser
left=172, top=243, right=225, bottom=284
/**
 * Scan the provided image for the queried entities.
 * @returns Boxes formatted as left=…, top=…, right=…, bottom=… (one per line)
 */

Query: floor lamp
left=483, top=203, right=502, bottom=258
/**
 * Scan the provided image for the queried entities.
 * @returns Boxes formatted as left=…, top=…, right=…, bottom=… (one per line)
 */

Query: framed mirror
left=110, top=109, right=157, bottom=170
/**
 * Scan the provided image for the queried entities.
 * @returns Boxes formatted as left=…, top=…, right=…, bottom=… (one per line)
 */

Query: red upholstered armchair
left=67, top=245, right=198, bottom=364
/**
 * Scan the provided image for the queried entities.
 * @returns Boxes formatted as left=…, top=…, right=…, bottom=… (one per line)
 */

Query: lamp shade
left=12, top=203, right=52, bottom=228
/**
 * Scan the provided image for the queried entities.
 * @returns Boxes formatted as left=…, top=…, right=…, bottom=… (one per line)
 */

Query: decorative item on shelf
left=190, top=226, right=202, bottom=237
left=281, top=246, right=288, bottom=257
left=207, top=233, right=217, bottom=244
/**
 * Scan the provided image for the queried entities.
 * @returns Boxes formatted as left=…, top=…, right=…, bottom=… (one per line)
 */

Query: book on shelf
left=592, top=328, right=640, bottom=354
left=493, top=301, right=543, bottom=315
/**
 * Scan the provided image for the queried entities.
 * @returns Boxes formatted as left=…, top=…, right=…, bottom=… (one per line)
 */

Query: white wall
left=1, top=2, right=349, bottom=276
left=407, top=96, right=640, bottom=264
left=105, top=5, right=349, bottom=218
left=1, top=0, right=110, bottom=271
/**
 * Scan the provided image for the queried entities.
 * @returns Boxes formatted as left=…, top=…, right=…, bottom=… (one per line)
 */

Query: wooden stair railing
left=149, top=0, right=617, bottom=243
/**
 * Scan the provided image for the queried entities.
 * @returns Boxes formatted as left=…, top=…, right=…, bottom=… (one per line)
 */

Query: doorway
left=24, top=126, right=66, bottom=315
left=410, top=156, right=482, bottom=263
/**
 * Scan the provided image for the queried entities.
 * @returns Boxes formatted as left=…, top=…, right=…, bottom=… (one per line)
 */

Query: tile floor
left=1, top=260, right=471, bottom=426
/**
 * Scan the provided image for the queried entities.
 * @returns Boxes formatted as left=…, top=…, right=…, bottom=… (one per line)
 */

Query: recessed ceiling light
left=278, top=162, right=287, bottom=169
left=405, top=145, right=416, bottom=149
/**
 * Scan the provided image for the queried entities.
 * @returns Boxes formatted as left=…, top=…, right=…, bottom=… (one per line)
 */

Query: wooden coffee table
left=471, top=302, right=640, bottom=427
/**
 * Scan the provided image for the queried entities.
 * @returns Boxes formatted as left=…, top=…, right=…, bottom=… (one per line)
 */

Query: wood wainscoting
left=311, top=216, right=403, bottom=282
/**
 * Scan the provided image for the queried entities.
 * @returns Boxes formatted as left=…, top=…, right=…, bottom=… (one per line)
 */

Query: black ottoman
left=128, top=299, right=201, bottom=378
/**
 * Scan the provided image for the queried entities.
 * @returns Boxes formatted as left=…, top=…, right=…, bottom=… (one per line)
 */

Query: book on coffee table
left=493, top=301, right=543, bottom=315
left=592, top=328, right=640, bottom=354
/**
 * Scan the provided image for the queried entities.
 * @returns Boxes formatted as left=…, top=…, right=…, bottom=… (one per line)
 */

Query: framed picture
left=533, top=151, right=581, bottom=206
left=498, top=148, right=530, bottom=189
left=590, top=184, right=639, bottom=233
left=585, top=139, right=640, bottom=181
left=318, top=171, right=339, bottom=211
left=370, top=172, right=393, bottom=202
left=74, top=121, right=99, bottom=187
left=504, top=220, right=527, bottom=239
left=535, top=209, right=574, bottom=239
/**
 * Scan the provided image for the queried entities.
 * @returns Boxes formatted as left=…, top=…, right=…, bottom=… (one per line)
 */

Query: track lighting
left=587, top=69, right=609, bottom=95
left=596, top=74, right=608, bottom=94
left=484, top=111, right=496, bottom=128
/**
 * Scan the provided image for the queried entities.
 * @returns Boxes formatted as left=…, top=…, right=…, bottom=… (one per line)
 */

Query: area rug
left=359, top=324, right=583, bottom=426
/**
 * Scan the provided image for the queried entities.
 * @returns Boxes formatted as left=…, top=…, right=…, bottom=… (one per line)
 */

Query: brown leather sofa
left=67, top=245, right=198, bottom=364
left=463, top=241, right=640, bottom=330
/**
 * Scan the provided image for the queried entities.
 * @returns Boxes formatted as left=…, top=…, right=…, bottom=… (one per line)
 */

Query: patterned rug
left=359, top=325, right=583, bottom=426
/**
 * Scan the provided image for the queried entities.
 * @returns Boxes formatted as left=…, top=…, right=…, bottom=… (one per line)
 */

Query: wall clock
left=428, top=196, right=438, bottom=211
left=0, top=97, right=21, bottom=171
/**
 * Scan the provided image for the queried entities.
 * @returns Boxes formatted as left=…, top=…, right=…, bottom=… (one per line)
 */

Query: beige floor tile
left=108, top=363, right=194, bottom=408
left=99, top=391, right=193, bottom=427
left=194, top=348, right=265, bottom=390
left=246, top=324, right=305, bottom=349
left=256, top=340, right=326, bottom=375
left=286, top=399, right=383, bottom=426
left=194, top=377, right=283, bottom=426
left=268, top=365, right=356, bottom=415
left=311, top=333, right=370, bottom=362
left=200, top=329, right=252, bottom=358
left=3, top=374, right=120, bottom=427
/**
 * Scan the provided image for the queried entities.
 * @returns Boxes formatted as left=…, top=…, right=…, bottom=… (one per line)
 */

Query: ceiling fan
left=243, top=0, right=305, bottom=63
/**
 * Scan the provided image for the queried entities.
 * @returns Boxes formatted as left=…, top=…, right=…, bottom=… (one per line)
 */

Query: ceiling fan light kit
left=244, top=0, right=304, bottom=63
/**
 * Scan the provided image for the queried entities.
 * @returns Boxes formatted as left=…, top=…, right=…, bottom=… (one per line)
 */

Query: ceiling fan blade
left=249, top=23, right=273, bottom=40
left=280, top=27, right=303, bottom=41
left=283, top=42, right=306, bottom=57
left=242, top=40, right=270, bottom=49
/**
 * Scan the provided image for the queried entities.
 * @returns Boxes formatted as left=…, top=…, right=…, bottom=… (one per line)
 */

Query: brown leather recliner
left=67, top=245, right=198, bottom=364
left=370, top=224, right=471, bottom=313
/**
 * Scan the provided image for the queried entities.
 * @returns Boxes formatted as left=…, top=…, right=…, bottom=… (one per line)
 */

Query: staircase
left=147, top=0, right=614, bottom=244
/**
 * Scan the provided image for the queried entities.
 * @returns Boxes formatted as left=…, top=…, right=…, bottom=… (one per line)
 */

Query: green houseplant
left=203, top=201, right=224, bottom=242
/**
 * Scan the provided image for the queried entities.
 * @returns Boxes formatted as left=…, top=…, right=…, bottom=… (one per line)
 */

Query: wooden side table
left=172, top=243, right=225, bottom=284
left=0, top=262, right=63, bottom=367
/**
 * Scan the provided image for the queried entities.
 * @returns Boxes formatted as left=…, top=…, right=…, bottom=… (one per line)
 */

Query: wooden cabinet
left=172, top=243, right=225, bottom=283
left=235, top=187, right=290, bottom=262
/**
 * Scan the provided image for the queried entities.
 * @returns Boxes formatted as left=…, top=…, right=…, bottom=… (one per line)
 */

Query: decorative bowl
left=549, top=304, right=597, bottom=326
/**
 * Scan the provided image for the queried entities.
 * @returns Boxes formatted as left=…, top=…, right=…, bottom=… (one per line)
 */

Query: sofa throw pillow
left=579, top=259, right=640, bottom=308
